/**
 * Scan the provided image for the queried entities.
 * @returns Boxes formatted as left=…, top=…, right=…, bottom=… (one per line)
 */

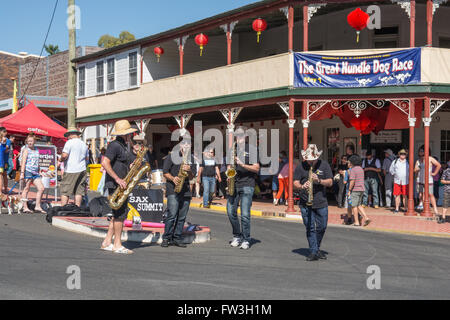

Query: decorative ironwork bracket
left=391, top=0, right=412, bottom=18
left=277, top=102, right=290, bottom=118
left=386, top=99, right=411, bottom=116
left=220, top=21, right=239, bottom=37
left=307, top=100, right=331, bottom=119
left=220, top=108, right=243, bottom=125
left=134, top=119, right=151, bottom=133
left=175, top=35, right=189, bottom=50
left=433, top=0, right=448, bottom=15
left=173, top=114, right=192, bottom=135
left=307, top=4, right=327, bottom=23
left=430, top=99, right=448, bottom=117
left=331, top=100, right=385, bottom=118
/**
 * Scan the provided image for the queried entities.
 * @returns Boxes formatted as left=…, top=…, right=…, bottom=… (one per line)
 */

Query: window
left=78, top=66, right=85, bottom=97
left=373, top=26, right=399, bottom=49
left=441, top=130, right=450, bottom=163
left=96, top=61, right=104, bottom=93
left=107, top=58, right=115, bottom=91
left=129, top=52, right=138, bottom=87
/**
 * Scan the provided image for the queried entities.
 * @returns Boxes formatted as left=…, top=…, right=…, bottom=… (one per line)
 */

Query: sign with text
left=36, top=144, right=58, bottom=189
left=128, top=189, right=164, bottom=223
left=294, top=48, right=421, bottom=88
left=370, top=130, right=402, bottom=144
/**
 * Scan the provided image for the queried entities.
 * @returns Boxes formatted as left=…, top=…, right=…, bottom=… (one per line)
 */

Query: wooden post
left=302, top=101, right=309, bottom=150
left=286, top=98, right=296, bottom=213
left=422, top=97, right=432, bottom=217
left=406, top=100, right=416, bottom=216
left=303, top=5, right=309, bottom=51
left=179, top=37, right=184, bottom=75
left=410, top=0, right=416, bottom=47
left=227, top=24, right=232, bottom=65
left=288, top=5, right=294, bottom=52
left=426, top=0, right=433, bottom=46
left=67, top=0, right=77, bottom=128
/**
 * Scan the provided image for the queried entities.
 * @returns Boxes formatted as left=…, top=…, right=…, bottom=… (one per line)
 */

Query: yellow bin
left=88, top=164, right=103, bottom=191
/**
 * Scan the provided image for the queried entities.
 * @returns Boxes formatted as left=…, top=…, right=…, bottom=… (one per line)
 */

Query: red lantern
left=252, top=18, right=267, bottom=43
left=195, top=33, right=209, bottom=56
left=154, top=46, right=164, bottom=62
left=347, top=8, right=369, bottom=43
left=350, top=115, right=371, bottom=131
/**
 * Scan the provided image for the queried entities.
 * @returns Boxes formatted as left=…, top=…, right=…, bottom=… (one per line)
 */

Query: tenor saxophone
left=306, top=167, right=314, bottom=207
left=109, top=146, right=151, bottom=210
left=226, top=142, right=237, bottom=196
left=174, top=150, right=190, bottom=193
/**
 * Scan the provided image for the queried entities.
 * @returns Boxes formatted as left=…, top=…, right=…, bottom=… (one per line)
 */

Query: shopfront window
left=441, top=130, right=450, bottom=162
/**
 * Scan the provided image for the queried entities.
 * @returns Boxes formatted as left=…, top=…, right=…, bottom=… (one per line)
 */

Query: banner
left=294, top=48, right=421, bottom=88
left=128, top=189, right=164, bottom=223
left=36, top=144, right=58, bottom=189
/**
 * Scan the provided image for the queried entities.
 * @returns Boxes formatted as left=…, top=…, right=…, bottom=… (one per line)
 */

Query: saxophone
left=174, top=149, right=190, bottom=193
left=109, top=146, right=151, bottom=210
left=226, top=142, right=237, bottom=196
left=306, top=166, right=314, bottom=207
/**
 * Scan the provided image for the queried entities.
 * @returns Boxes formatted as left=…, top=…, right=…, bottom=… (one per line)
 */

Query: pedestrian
left=226, top=128, right=260, bottom=250
left=414, top=146, right=441, bottom=216
left=162, top=137, right=196, bottom=248
left=7, top=136, right=16, bottom=180
left=389, top=149, right=409, bottom=214
left=98, top=147, right=106, bottom=164
left=189, top=154, right=201, bottom=198
left=59, top=128, right=89, bottom=207
left=20, top=134, right=46, bottom=214
left=274, top=160, right=296, bottom=206
left=294, top=144, right=333, bottom=261
left=0, top=127, right=11, bottom=194
left=198, top=148, right=221, bottom=208
left=438, top=161, right=450, bottom=224
left=336, top=155, right=348, bottom=208
left=362, top=150, right=381, bottom=208
left=100, top=120, right=137, bottom=254
left=382, top=149, right=396, bottom=208
left=348, top=155, right=371, bottom=227
left=272, top=151, right=287, bottom=205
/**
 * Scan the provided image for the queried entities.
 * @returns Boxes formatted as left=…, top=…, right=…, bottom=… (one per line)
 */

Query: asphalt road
left=0, top=209, right=449, bottom=300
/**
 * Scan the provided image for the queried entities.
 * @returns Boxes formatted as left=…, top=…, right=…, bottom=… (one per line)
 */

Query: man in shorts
left=60, top=128, right=89, bottom=207
left=348, top=155, right=371, bottom=226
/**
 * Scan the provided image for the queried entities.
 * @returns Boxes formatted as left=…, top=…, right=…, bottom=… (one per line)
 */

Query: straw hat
left=301, top=144, right=323, bottom=161
left=398, top=149, right=407, bottom=155
left=111, top=120, right=137, bottom=136
left=64, top=127, right=82, bottom=137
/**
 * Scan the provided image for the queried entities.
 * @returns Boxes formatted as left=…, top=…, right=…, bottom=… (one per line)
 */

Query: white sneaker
left=240, top=241, right=250, bottom=250
left=230, top=237, right=241, bottom=247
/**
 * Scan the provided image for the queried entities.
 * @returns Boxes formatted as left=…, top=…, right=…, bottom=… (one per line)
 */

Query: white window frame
left=96, top=60, right=105, bottom=94
left=78, top=66, right=86, bottom=97
left=107, top=58, right=115, bottom=92
left=128, top=51, right=138, bottom=88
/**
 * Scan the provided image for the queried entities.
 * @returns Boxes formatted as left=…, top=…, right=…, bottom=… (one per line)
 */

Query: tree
left=98, top=31, right=136, bottom=49
left=45, top=44, right=60, bottom=55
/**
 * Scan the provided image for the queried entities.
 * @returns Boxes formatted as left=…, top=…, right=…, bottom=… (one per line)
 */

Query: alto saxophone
left=306, top=167, right=314, bottom=207
left=174, top=150, right=190, bottom=193
left=226, top=142, right=237, bottom=196
left=109, top=146, right=151, bottom=210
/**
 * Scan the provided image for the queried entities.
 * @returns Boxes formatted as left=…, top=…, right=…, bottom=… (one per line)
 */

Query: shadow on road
left=292, top=248, right=329, bottom=257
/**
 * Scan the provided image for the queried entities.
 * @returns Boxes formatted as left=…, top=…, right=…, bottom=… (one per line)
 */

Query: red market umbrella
left=0, top=102, right=67, bottom=138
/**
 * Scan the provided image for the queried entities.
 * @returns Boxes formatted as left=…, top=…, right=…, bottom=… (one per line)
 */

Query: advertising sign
left=128, top=189, right=164, bottom=223
left=36, top=144, right=58, bottom=200
left=294, top=48, right=421, bottom=88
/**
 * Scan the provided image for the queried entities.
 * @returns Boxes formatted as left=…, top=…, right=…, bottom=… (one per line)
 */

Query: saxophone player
left=101, top=120, right=137, bottom=254
left=227, top=128, right=260, bottom=250
left=293, top=144, right=333, bottom=261
left=162, top=137, right=196, bottom=248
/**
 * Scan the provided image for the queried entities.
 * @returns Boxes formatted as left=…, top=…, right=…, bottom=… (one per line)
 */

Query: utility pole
left=67, top=0, right=76, bottom=128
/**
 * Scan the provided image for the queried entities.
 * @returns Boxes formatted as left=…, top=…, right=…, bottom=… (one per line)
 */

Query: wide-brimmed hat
left=64, top=127, right=82, bottom=137
left=112, top=120, right=137, bottom=136
left=384, top=148, right=394, bottom=156
left=398, top=149, right=407, bottom=155
left=301, top=144, right=323, bottom=161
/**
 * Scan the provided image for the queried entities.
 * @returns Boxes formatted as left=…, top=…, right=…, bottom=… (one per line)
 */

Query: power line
left=19, top=0, right=59, bottom=104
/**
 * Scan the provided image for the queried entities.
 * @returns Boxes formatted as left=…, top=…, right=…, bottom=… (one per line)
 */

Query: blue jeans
left=6, top=158, right=13, bottom=175
left=202, top=176, right=216, bottom=207
left=363, top=178, right=379, bottom=206
left=163, top=194, right=191, bottom=242
left=300, top=206, right=328, bottom=255
left=227, top=186, right=254, bottom=242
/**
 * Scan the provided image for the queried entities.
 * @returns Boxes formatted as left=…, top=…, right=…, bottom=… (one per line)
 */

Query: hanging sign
left=370, top=130, right=402, bottom=144
left=293, top=48, right=421, bottom=88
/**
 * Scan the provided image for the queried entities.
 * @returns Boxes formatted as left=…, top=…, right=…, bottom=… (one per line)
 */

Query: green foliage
left=98, top=31, right=136, bottom=49
left=44, top=44, right=60, bottom=56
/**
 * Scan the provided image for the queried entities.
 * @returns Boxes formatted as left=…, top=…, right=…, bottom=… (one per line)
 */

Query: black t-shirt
left=235, top=145, right=259, bottom=188
left=105, top=137, right=132, bottom=190
left=163, top=152, right=197, bottom=198
left=293, top=160, right=333, bottom=209
left=200, top=157, right=218, bottom=177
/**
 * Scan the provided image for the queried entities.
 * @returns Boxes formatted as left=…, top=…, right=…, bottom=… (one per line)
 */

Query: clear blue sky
left=0, top=0, right=258, bottom=55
